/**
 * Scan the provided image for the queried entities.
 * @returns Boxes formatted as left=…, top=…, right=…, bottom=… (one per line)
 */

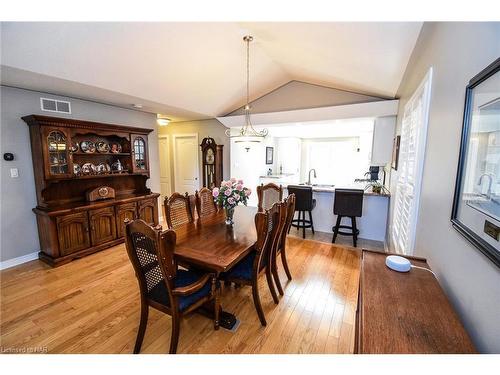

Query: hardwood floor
left=0, top=236, right=360, bottom=354
left=288, top=228, right=386, bottom=252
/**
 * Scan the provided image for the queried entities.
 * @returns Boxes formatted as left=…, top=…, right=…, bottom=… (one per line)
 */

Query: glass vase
left=225, top=206, right=235, bottom=225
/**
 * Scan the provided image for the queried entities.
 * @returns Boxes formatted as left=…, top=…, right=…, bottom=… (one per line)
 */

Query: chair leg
left=213, top=278, right=220, bottom=330
left=309, top=210, right=315, bottom=234
left=296, top=210, right=301, bottom=231
left=281, top=246, right=293, bottom=280
left=252, top=282, right=267, bottom=326
left=133, top=301, right=149, bottom=354
left=265, top=265, right=279, bottom=304
left=272, top=258, right=284, bottom=296
left=332, top=216, right=342, bottom=243
left=351, top=216, right=358, bottom=247
left=169, top=311, right=181, bottom=354
left=302, top=211, right=306, bottom=239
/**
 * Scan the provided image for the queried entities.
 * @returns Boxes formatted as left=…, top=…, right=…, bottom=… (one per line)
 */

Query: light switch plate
left=10, top=168, right=19, bottom=178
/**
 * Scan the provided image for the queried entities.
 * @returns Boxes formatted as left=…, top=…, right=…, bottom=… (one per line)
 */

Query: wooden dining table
left=172, top=205, right=258, bottom=329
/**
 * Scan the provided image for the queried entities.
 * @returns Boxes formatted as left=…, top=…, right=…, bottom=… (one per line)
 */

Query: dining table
left=173, top=205, right=258, bottom=329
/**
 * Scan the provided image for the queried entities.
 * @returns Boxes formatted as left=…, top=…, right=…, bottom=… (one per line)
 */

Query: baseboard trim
left=0, top=251, right=39, bottom=270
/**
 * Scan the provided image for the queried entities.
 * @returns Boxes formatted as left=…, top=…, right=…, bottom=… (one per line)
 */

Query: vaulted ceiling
left=0, top=22, right=422, bottom=121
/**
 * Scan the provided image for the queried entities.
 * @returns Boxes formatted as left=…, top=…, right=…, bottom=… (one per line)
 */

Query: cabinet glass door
left=46, top=130, right=70, bottom=177
left=132, top=134, right=148, bottom=172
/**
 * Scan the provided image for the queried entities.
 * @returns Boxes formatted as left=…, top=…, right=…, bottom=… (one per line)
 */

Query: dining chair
left=164, top=192, right=194, bottom=229
left=257, top=182, right=283, bottom=212
left=195, top=187, right=218, bottom=218
left=124, top=219, right=219, bottom=354
left=270, top=194, right=296, bottom=296
left=220, top=201, right=286, bottom=326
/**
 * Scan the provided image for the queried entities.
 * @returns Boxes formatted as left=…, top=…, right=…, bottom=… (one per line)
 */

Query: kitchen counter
left=284, top=183, right=390, bottom=197
left=282, top=183, right=390, bottom=242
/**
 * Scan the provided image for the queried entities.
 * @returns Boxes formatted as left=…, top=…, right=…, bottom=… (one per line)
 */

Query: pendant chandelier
left=225, top=35, right=268, bottom=142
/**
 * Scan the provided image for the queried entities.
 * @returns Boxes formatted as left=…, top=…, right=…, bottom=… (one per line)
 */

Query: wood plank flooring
left=0, top=236, right=360, bottom=354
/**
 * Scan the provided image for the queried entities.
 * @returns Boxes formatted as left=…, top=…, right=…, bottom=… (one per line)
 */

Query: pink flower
left=237, top=179, right=244, bottom=185
left=227, top=197, right=235, bottom=205
left=236, top=184, right=243, bottom=191
left=220, top=180, right=227, bottom=187
left=225, top=181, right=233, bottom=188
left=230, top=177, right=237, bottom=183
left=234, top=193, right=241, bottom=201
left=212, top=188, right=219, bottom=197
left=224, top=189, right=232, bottom=196
left=245, top=188, right=252, bottom=196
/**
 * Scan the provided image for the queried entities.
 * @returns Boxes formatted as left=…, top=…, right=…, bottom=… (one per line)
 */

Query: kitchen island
left=282, top=184, right=390, bottom=243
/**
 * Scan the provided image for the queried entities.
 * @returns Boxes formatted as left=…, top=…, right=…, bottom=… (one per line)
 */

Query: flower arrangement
left=212, top=178, right=251, bottom=224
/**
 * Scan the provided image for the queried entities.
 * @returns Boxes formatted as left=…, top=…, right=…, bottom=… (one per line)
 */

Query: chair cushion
left=221, top=251, right=265, bottom=281
left=148, top=269, right=211, bottom=311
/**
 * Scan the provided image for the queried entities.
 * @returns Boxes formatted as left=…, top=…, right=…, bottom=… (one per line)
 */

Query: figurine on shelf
left=112, top=159, right=124, bottom=172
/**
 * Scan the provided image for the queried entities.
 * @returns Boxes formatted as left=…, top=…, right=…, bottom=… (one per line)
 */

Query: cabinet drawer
left=116, top=202, right=137, bottom=238
left=56, top=212, right=90, bottom=256
left=89, top=207, right=117, bottom=246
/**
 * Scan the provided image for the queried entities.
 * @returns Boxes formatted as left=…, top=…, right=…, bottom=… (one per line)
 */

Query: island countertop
left=283, top=183, right=390, bottom=197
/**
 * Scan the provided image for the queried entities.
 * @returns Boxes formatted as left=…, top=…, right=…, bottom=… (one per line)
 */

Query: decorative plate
left=81, top=162, right=96, bottom=174
left=96, top=141, right=110, bottom=153
left=80, top=141, right=96, bottom=153
left=70, top=142, right=79, bottom=153
left=95, top=162, right=111, bottom=173
left=73, top=163, right=81, bottom=175
left=109, top=142, right=122, bottom=154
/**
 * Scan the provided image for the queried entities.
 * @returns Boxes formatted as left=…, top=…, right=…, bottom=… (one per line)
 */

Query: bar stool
left=287, top=185, right=316, bottom=239
left=331, top=189, right=364, bottom=247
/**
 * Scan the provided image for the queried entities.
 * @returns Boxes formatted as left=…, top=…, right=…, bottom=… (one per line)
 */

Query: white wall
left=230, top=137, right=276, bottom=207
left=0, top=86, right=159, bottom=263
left=389, top=22, right=500, bottom=353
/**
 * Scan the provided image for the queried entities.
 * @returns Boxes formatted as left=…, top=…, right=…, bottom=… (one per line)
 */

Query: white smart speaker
left=385, top=255, right=412, bottom=272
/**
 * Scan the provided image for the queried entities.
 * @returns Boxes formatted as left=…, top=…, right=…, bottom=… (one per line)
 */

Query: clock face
left=206, top=148, right=215, bottom=164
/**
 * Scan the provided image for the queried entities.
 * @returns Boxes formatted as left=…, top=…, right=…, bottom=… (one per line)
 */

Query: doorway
left=173, top=134, right=200, bottom=194
left=392, top=68, right=433, bottom=255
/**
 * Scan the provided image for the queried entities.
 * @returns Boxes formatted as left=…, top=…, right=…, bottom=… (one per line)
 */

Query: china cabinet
left=23, top=115, right=159, bottom=266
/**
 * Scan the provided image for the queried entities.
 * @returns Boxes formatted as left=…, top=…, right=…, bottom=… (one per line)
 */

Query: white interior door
left=392, top=68, right=433, bottom=255
left=158, top=136, right=171, bottom=204
left=173, top=134, right=200, bottom=194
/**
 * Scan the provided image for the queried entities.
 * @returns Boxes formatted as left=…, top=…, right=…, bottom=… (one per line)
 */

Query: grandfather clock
left=200, top=137, right=223, bottom=188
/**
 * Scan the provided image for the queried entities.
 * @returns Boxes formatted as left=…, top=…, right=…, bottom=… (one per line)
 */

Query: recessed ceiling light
left=132, top=104, right=143, bottom=109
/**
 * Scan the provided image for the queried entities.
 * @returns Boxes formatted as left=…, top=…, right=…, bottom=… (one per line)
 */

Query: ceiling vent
left=40, top=98, right=71, bottom=114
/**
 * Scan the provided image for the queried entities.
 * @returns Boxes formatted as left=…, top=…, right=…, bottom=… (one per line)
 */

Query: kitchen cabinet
left=371, top=116, right=396, bottom=165
left=276, top=137, right=302, bottom=175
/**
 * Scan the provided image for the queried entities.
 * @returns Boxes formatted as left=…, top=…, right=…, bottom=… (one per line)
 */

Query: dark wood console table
left=355, top=250, right=476, bottom=353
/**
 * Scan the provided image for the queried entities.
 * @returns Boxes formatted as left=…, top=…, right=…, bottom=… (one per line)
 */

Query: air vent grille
left=40, top=98, right=71, bottom=114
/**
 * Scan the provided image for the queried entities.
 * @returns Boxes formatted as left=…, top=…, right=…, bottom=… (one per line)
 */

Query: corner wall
left=389, top=22, right=500, bottom=352
left=0, top=86, right=159, bottom=264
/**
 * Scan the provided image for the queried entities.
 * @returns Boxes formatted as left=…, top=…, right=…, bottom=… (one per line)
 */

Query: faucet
left=307, top=169, right=317, bottom=185
left=478, top=173, right=494, bottom=199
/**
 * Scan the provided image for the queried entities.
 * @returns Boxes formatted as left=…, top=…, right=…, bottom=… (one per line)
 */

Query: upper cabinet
left=371, top=116, right=396, bottom=166
left=276, top=137, right=302, bottom=175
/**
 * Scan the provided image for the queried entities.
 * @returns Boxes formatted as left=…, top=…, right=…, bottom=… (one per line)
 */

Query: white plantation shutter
left=392, top=68, right=433, bottom=255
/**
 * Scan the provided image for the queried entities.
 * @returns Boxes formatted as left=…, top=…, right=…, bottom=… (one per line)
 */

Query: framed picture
left=451, top=57, right=500, bottom=267
left=391, top=135, right=400, bottom=170
left=266, top=147, right=274, bottom=165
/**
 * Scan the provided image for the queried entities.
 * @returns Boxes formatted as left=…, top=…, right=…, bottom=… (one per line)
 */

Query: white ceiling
left=0, top=22, right=422, bottom=121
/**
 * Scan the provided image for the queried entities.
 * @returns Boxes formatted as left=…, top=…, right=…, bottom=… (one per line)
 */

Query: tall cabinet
left=23, top=115, right=159, bottom=266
